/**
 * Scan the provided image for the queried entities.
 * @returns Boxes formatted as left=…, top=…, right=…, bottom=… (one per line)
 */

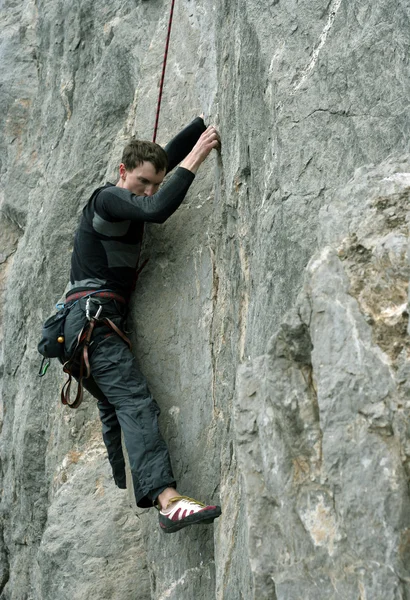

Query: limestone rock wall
left=0, top=1, right=409, bottom=599
left=237, top=159, right=410, bottom=599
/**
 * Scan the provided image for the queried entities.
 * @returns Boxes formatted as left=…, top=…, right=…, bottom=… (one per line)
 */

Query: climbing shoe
left=158, top=496, right=221, bottom=533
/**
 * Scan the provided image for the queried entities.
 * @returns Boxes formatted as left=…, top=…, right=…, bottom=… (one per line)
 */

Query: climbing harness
left=65, top=289, right=127, bottom=304
left=38, top=289, right=131, bottom=409
left=60, top=296, right=132, bottom=409
left=38, top=290, right=127, bottom=377
left=152, top=0, right=176, bottom=143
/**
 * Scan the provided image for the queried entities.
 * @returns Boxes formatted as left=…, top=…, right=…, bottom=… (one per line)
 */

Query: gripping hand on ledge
left=180, top=125, right=221, bottom=175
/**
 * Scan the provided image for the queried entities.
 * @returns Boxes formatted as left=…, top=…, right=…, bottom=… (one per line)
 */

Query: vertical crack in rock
left=0, top=520, right=10, bottom=595
left=0, top=214, right=21, bottom=420
left=238, top=240, right=250, bottom=362
left=209, top=245, right=220, bottom=413
left=293, top=0, right=343, bottom=92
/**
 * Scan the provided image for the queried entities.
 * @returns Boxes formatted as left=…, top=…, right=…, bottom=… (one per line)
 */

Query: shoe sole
left=159, top=507, right=221, bottom=534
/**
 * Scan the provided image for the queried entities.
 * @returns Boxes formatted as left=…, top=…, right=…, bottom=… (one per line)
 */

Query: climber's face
left=118, top=161, right=166, bottom=196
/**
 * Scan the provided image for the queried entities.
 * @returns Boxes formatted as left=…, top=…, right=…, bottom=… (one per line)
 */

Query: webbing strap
left=61, top=318, right=132, bottom=409
left=61, top=323, right=89, bottom=409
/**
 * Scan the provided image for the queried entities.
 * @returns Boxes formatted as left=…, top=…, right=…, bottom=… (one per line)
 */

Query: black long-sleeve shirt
left=68, top=117, right=206, bottom=298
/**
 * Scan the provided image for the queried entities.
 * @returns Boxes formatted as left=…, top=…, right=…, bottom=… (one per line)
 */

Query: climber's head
left=118, top=139, right=168, bottom=196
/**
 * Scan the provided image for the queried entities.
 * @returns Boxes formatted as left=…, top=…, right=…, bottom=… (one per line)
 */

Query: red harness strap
left=66, top=290, right=127, bottom=304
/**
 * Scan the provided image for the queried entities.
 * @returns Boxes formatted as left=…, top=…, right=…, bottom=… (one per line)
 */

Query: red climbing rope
left=136, top=0, right=176, bottom=285
left=152, top=0, right=176, bottom=143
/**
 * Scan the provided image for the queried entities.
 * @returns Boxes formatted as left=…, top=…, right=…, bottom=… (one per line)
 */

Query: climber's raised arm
left=164, top=116, right=207, bottom=171
left=180, top=125, right=221, bottom=174
left=96, top=122, right=221, bottom=224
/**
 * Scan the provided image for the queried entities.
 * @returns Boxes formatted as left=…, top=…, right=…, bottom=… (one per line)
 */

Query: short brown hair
left=121, top=139, right=168, bottom=173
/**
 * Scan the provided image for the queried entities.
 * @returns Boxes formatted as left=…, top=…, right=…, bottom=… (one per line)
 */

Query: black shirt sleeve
left=164, top=116, right=207, bottom=172
left=97, top=167, right=195, bottom=224
left=95, top=117, right=206, bottom=225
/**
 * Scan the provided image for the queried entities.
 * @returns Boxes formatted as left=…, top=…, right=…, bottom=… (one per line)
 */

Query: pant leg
left=89, top=334, right=176, bottom=508
left=62, top=303, right=124, bottom=488
left=98, top=399, right=127, bottom=489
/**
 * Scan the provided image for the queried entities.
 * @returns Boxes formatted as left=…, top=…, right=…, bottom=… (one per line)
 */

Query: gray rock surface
left=236, top=158, right=410, bottom=599
left=0, top=0, right=409, bottom=599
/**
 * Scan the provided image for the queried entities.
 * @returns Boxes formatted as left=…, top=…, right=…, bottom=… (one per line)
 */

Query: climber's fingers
left=200, top=125, right=221, bottom=152
left=180, top=125, right=221, bottom=173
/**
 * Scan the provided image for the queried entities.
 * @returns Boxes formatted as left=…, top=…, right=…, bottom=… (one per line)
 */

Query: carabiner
left=38, top=357, right=50, bottom=378
left=86, top=297, right=103, bottom=321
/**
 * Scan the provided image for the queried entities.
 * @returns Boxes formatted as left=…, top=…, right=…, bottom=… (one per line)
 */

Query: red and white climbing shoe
left=159, top=496, right=221, bottom=533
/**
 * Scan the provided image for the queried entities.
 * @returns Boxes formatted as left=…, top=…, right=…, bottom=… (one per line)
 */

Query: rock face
left=0, top=1, right=409, bottom=599
left=236, top=160, right=410, bottom=599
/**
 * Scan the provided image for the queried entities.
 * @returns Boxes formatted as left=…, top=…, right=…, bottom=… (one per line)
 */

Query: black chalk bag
left=38, top=306, right=70, bottom=359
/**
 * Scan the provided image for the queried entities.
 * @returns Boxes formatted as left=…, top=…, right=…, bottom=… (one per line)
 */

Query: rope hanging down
left=152, top=0, right=176, bottom=143
left=136, top=0, right=176, bottom=288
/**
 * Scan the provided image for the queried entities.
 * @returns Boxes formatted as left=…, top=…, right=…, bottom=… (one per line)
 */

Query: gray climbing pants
left=63, top=297, right=176, bottom=508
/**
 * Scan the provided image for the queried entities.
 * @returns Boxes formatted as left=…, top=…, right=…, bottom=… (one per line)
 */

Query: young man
left=63, top=117, right=221, bottom=533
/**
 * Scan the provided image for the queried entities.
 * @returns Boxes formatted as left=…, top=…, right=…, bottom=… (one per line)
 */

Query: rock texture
left=0, top=1, right=409, bottom=599
left=236, top=159, right=410, bottom=599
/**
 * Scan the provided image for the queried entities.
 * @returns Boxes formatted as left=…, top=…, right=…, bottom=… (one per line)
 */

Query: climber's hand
left=180, top=125, right=221, bottom=174
left=195, top=125, right=220, bottom=157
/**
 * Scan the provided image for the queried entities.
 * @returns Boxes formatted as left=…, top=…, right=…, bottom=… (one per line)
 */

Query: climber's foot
left=158, top=496, right=221, bottom=533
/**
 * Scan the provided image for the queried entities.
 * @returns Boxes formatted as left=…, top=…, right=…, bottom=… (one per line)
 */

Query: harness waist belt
left=66, top=290, right=127, bottom=304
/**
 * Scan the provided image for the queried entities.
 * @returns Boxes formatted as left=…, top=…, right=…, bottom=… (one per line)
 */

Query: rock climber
left=62, top=116, right=222, bottom=533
